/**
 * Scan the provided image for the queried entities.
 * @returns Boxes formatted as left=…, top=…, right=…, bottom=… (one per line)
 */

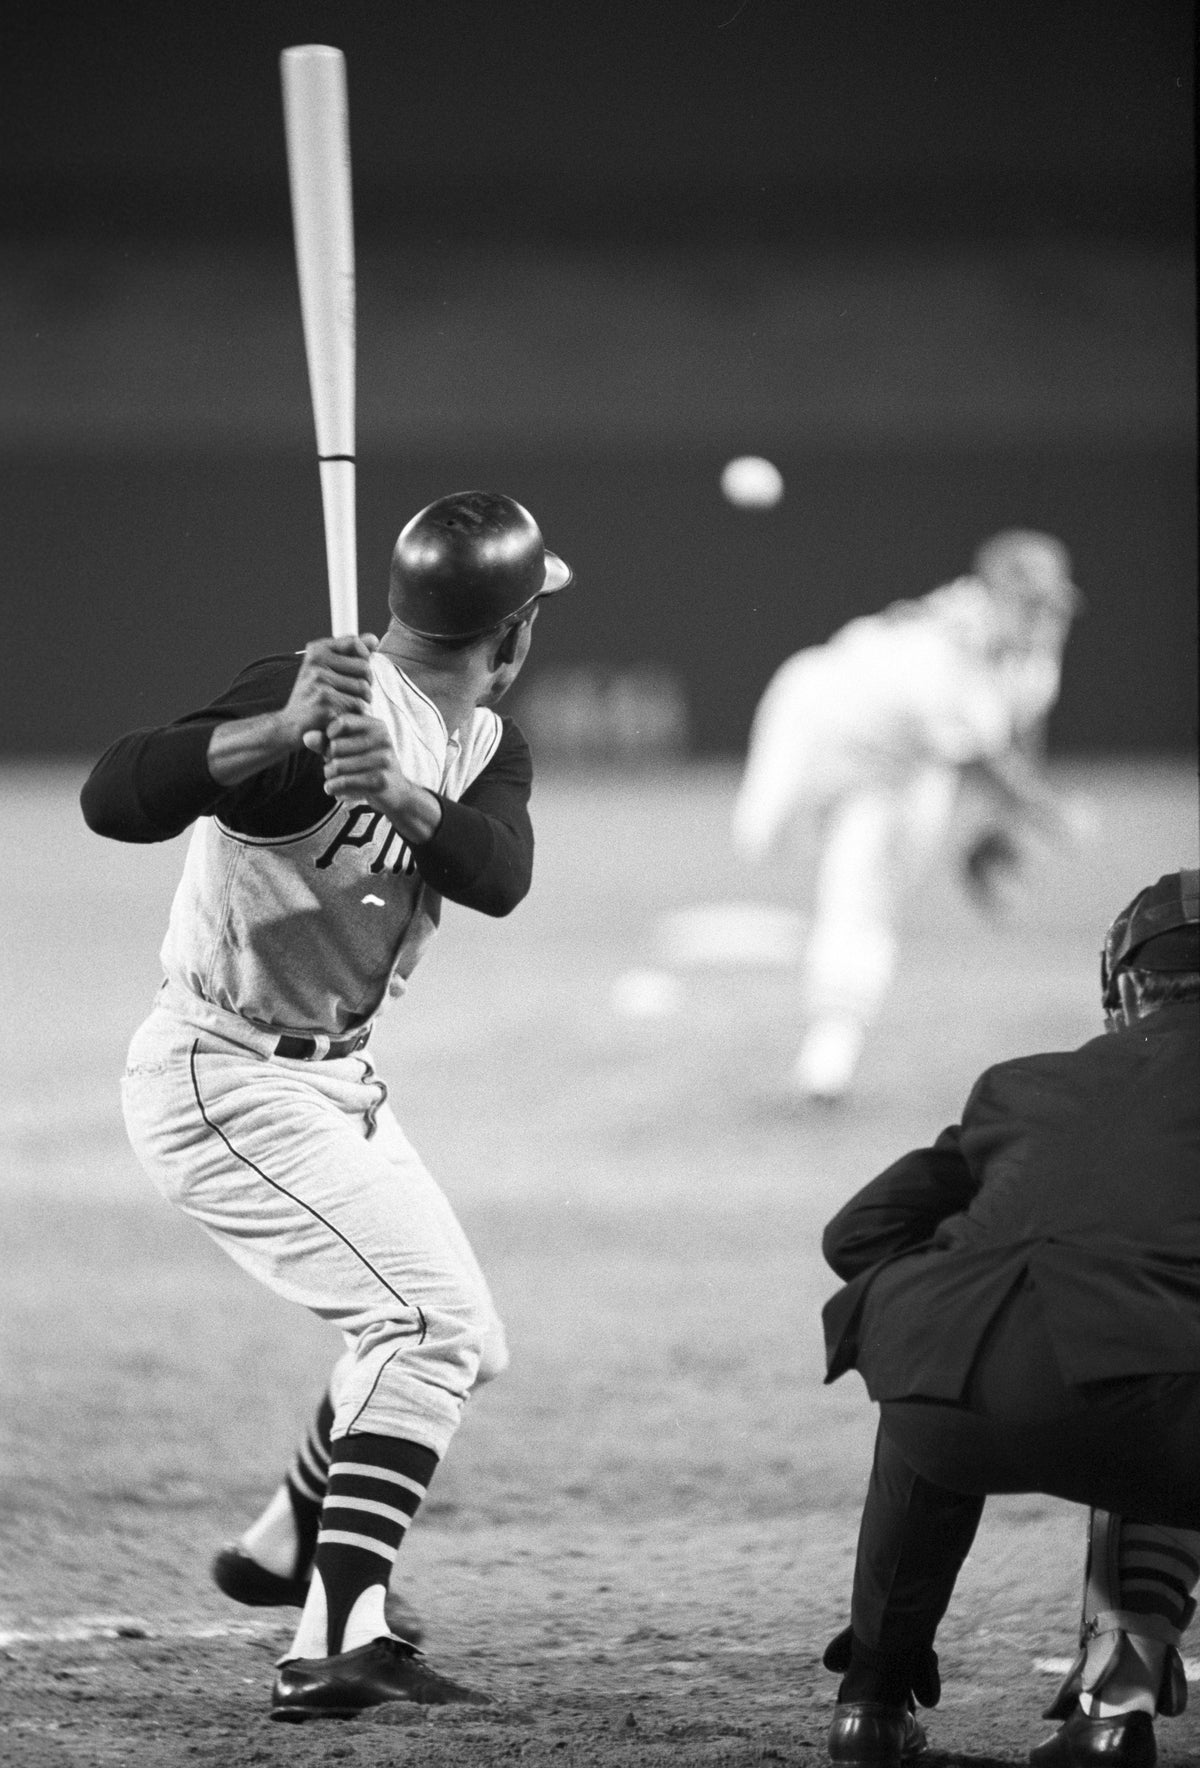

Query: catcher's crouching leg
left=1044, top=1510, right=1200, bottom=1721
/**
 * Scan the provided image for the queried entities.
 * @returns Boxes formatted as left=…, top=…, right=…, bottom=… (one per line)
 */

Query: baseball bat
left=280, top=45, right=358, bottom=637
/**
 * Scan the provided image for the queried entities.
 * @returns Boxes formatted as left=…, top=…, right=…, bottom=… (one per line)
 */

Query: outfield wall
left=3, top=242, right=1194, bottom=759
left=6, top=438, right=1194, bottom=759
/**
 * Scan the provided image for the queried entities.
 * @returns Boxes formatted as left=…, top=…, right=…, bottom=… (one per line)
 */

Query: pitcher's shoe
left=1029, top=1708, right=1156, bottom=1767
left=827, top=1700, right=928, bottom=1766
left=211, top=1544, right=424, bottom=1645
left=270, top=1635, right=490, bottom=1721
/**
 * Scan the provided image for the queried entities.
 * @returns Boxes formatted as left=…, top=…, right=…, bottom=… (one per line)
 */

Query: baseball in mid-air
left=720, top=455, right=784, bottom=509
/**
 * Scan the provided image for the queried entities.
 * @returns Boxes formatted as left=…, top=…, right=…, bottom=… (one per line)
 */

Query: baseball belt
left=274, top=1027, right=372, bottom=1061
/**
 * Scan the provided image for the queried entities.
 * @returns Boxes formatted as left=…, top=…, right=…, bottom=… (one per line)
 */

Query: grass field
left=1, top=757, right=1197, bottom=1768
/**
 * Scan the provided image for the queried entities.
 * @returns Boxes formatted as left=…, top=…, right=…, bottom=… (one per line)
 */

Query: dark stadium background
left=2, top=0, right=1195, bottom=759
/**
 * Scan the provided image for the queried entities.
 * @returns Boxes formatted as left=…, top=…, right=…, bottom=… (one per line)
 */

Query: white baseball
left=720, top=456, right=784, bottom=509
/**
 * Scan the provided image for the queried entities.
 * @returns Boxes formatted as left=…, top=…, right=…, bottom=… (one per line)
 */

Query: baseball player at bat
left=731, top=531, right=1083, bottom=1103
left=81, top=491, right=572, bottom=1720
left=817, top=870, right=1200, bottom=1768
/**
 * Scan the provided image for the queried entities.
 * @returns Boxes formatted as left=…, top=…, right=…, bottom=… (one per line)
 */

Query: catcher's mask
left=1100, top=868, right=1200, bottom=1010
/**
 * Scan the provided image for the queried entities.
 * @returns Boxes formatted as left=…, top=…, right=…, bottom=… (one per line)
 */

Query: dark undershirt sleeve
left=82, top=664, right=536, bottom=917
left=415, top=718, right=534, bottom=916
left=79, top=655, right=323, bottom=843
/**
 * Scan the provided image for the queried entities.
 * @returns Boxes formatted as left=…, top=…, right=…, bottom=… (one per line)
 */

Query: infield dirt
left=2, top=761, right=1197, bottom=1767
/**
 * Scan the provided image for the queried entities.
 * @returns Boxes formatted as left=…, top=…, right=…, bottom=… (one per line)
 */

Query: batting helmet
left=388, top=490, right=572, bottom=641
left=1101, top=868, right=1200, bottom=1009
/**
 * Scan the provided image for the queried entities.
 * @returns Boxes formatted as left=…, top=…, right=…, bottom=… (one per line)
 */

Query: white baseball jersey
left=81, top=649, right=534, bottom=1038
left=733, top=579, right=1018, bottom=861
left=160, top=659, right=501, bottom=1036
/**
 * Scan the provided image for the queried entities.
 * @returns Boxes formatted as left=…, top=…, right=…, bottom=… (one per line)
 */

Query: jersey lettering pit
left=316, top=807, right=417, bottom=876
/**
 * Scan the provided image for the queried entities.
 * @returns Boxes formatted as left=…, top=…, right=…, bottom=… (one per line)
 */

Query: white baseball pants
left=802, top=766, right=960, bottom=1026
left=120, top=985, right=507, bottom=1458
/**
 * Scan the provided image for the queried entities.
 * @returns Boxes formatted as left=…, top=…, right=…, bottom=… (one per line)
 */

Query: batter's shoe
left=211, top=1545, right=424, bottom=1646
left=827, top=1700, right=928, bottom=1767
left=269, top=1636, right=490, bottom=1721
left=1028, top=1708, right=1156, bottom=1767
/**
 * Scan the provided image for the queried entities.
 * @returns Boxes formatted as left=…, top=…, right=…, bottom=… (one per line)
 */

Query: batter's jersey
left=81, top=651, right=535, bottom=1038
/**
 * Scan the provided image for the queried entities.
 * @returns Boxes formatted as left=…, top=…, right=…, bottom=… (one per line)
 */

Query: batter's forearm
left=207, top=712, right=301, bottom=786
left=382, top=784, right=443, bottom=846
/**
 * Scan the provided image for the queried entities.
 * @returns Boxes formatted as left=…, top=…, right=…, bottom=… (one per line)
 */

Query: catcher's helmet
left=1101, top=868, right=1200, bottom=1009
left=388, top=490, right=572, bottom=641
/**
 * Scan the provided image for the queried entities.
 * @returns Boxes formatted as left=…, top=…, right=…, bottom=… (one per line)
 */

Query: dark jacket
left=821, top=1002, right=1200, bottom=1401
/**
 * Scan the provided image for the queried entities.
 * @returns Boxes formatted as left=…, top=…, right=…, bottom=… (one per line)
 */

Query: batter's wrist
left=385, top=782, right=443, bottom=846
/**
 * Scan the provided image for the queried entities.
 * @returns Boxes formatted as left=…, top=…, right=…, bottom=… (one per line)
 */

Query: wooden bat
left=280, top=45, right=358, bottom=637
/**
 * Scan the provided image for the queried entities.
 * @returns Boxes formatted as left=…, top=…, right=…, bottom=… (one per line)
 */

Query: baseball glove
left=962, top=826, right=1023, bottom=908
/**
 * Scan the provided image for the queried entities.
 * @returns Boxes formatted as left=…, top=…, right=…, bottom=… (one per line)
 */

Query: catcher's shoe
left=827, top=1700, right=928, bottom=1767
left=1029, top=1708, right=1156, bottom=1767
left=211, top=1545, right=424, bottom=1646
left=270, top=1635, right=489, bottom=1721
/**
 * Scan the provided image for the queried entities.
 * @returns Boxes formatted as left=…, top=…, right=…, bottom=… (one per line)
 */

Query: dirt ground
left=2, top=760, right=1198, bottom=1768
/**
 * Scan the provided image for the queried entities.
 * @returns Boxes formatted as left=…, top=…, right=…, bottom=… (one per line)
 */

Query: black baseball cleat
left=270, top=1635, right=490, bottom=1720
left=1029, top=1707, right=1156, bottom=1767
left=212, top=1543, right=309, bottom=1608
left=827, top=1700, right=928, bottom=1767
left=211, top=1544, right=424, bottom=1645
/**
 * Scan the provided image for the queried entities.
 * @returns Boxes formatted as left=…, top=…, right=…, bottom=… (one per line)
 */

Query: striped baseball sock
left=302, top=1433, right=438, bottom=1658
left=1118, top=1524, right=1200, bottom=1634
left=1084, top=1524, right=1200, bottom=1718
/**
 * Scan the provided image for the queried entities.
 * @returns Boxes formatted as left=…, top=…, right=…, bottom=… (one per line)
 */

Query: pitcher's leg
left=795, top=790, right=902, bottom=1100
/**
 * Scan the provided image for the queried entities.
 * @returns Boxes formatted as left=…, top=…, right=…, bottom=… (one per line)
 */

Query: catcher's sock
left=1081, top=1635, right=1168, bottom=1719
left=289, top=1433, right=438, bottom=1659
left=241, top=1390, right=334, bottom=1579
left=1082, top=1525, right=1200, bottom=1718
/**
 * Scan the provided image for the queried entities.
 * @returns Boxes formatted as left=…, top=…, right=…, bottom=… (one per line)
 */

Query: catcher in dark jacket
left=820, top=870, right=1200, bottom=1768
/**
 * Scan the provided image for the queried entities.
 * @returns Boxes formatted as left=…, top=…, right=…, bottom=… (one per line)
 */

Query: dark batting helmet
left=388, top=490, right=572, bottom=641
left=1101, top=868, right=1200, bottom=1009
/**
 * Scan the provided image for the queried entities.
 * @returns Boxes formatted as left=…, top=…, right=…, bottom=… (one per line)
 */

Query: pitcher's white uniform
left=733, top=568, right=1073, bottom=1099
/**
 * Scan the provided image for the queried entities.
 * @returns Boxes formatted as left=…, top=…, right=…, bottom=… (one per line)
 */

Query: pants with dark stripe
left=122, top=1005, right=508, bottom=1458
